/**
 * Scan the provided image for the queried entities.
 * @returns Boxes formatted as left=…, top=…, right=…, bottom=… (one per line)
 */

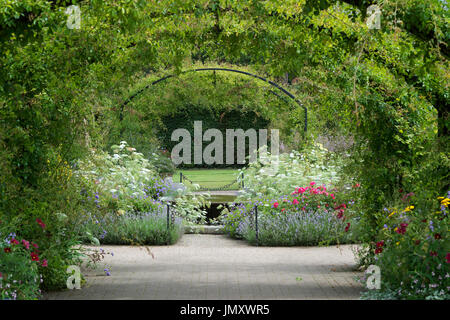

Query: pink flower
left=330, top=193, right=335, bottom=199
left=10, top=238, right=19, bottom=245
left=296, top=187, right=306, bottom=194
left=41, top=259, right=48, bottom=267
left=273, top=202, right=279, bottom=209
left=22, top=239, right=30, bottom=250
left=310, top=181, right=316, bottom=186
left=446, top=253, right=450, bottom=264
left=292, top=199, right=299, bottom=205
left=32, top=243, right=39, bottom=249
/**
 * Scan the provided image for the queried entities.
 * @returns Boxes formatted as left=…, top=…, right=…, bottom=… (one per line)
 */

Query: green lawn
left=173, top=168, right=242, bottom=190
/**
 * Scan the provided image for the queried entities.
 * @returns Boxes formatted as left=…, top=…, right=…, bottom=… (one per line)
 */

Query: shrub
left=364, top=193, right=450, bottom=299
left=0, top=231, right=43, bottom=300
left=239, top=143, right=345, bottom=200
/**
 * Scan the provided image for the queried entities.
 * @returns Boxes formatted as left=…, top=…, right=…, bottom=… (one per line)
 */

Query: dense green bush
left=238, top=143, right=345, bottom=199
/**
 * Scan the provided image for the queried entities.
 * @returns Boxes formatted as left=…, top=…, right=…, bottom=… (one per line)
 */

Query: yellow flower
left=437, top=197, right=444, bottom=200
left=117, top=209, right=125, bottom=216
left=396, top=241, right=400, bottom=246
left=404, top=205, right=414, bottom=212
left=388, top=211, right=396, bottom=218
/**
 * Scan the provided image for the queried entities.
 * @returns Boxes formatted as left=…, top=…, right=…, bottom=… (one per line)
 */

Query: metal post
left=180, top=172, right=183, bottom=184
left=255, top=205, right=258, bottom=246
left=166, top=203, right=170, bottom=245
left=241, top=172, right=244, bottom=189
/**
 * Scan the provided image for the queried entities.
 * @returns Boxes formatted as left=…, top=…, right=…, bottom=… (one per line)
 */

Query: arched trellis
left=118, top=67, right=307, bottom=132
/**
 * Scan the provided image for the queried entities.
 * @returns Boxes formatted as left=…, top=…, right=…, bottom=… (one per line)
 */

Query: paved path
left=43, top=234, right=364, bottom=300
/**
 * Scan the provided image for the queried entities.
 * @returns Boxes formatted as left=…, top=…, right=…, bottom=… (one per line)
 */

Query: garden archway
left=118, top=67, right=308, bottom=133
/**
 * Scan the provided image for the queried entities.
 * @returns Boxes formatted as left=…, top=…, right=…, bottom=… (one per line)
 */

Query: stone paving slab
left=43, top=234, right=364, bottom=300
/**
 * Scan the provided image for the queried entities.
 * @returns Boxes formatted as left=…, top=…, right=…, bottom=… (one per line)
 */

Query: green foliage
left=0, top=231, right=41, bottom=300
left=238, top=142, right=345, bottom=200
left=359, top=195, right=450, bottom=300
left=75, top=141, right=161, bottom=213
left=84, top=210, right=184, bottom=246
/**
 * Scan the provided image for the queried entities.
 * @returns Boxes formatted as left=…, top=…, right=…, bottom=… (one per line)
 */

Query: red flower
left=421, top=219, right=427, bottom=223
left=434, top=233, right=442, bottom=240
left=30, top=252, right=39, bottom=262
left=345, top=223, right=350, bottom=232
left=430, top=251, right=438, bottom=257
left=281, top=208, right=285, bottom=213
left=4, top=247, right=11, bottom=253
left=375, top=247, right=383, bottom=254
left=36, top=218, right=46, bottom=229
left=376, top=241, right=384, bottom=248
left=395, top=223, right=408, bottom=235
left=41, top=259, right=48, bottom=267
left=32, top=243, right=39, bottom=249
left=446, top=253, right=450, bottom=264
left=273, top=202, right=279, bottom=209
left=10, top=238, right=19, bottom=245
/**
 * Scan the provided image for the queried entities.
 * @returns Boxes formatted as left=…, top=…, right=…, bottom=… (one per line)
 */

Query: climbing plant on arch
left=0, top=0, right=448, bottom=298
left=109, top=65, right=309, bottom=167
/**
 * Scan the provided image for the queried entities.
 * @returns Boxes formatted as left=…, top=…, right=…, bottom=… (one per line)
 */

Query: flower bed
left=74, top=141, right=210, bottom=245
left=360, top=194, right=449, bottom=300
left=222, top=182, right=358, bottom=246
left=0, top=229, right=48, bottom=299
left=84, top=209, right=184, bottom=246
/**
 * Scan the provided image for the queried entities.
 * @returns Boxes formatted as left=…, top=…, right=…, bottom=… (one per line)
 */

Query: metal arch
left=119, top=67, right=307, bottom=132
